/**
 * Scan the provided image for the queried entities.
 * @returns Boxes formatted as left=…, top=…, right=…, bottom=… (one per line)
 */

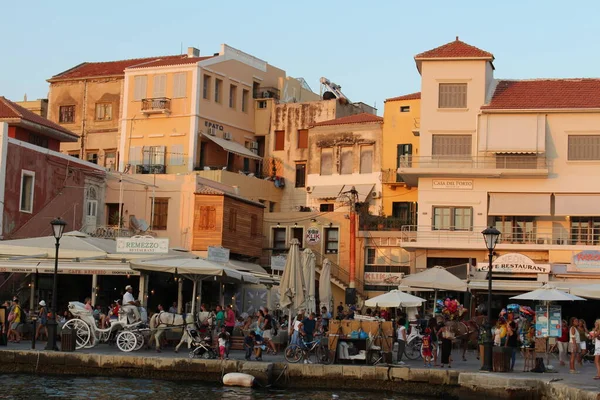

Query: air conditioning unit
left=306, top=186, right=312, bottom=193
left=370, top=191, right=382, bottom=199
left=262, top=91, right=271, bottom=98
left=207, top=128, right=216, bottom=136
left=224, top=132, right=232, bottom=140
left=250, top=142, right=259, bottom=149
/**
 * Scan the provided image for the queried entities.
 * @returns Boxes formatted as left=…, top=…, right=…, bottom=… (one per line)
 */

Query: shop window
left=59, top=105, right=75, bottom=123
left=274, top=130, right=285, bottom=151
left=438, top=83, right=467, bottom=108
left=152, top=198, right=169, bottom=230
left=273, top=227, right=286, bottom=251
left=95, top=103, right=112, bottom=121
left=19, top=170, right=34, bottom=213
left=320, top=148, right=333, bottom=175
left=295, top=163, right=306, bottom=188
left=297, top=129, right=308, bottom=149
left=197, top=206, right=216, bottom=230
left=324, top=227, right=339, bottom=254
left=432, top=206, right=472, bottom=231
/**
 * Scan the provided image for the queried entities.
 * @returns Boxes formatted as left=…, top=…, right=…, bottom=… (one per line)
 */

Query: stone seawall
left=0, top=350, right=597, bottom=400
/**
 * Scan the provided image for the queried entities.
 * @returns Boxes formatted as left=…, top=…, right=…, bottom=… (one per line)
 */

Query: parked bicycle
left=284, top=334, right=332, bottom=364
left=404, top=323, right=425, bottom=360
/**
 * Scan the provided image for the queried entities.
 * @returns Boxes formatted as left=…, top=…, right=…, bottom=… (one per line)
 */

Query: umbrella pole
left=288, top=310, right=293, bottom=344
left=191, top=279, right=197, bottom=315
left=433, top=289, right=438, bottom=317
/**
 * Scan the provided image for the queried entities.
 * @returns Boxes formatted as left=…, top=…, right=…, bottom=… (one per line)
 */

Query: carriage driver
left=122, top=285, right=141, bottom=322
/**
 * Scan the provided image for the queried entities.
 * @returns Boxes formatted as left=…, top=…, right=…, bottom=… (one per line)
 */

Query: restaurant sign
left=476, top=253, right=550, bottom=274
left=364, top=272, right=404, bottom=286
left=306, top=227, right=321, bottom=245
left=572, top=250, right=600, bottom=268
left=271, top=255, right=287, bottom=271
left=432, top=179, right=473, bottom=190
left=116, top=236, right=169, bottom=254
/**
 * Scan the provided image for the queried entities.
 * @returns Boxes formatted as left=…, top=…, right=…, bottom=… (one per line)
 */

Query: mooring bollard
left=30, top=315, right=38, bottom=349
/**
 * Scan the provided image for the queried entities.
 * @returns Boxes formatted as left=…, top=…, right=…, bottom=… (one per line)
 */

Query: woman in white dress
left=591, top=319, right=600, bottom=380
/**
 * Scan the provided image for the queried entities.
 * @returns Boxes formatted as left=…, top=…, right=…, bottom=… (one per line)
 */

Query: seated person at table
left=245, top=331, right=264, bottom=361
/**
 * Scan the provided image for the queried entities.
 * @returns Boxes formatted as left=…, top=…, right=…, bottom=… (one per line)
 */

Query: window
left=274, top=130, right=285, bottom=151
left=291, top=227, right=304, bottom=248
left=68, top=151, right=79, bottom=158
left=28, top=133, right=48, bottom=148
left=432, top=135, right=471, bottom=158
left=134, top=76, right=147, bottom=101
left=59, top=105, right=75, bottom=123
left=273, top=227, right=286, bottom=250
left=324, top=227, right=339, bottom=254
left=215, top=79, right=222, bottom=103
left=257, top=100, right=267, bottom=109
left=320, top=148, right=333, bottom=175
left=202, top=75, right=211, bottom=99
left=340, top=147, right=353, bottom=174
left=104, top=150, right=117, bottom=170
left=152, top=198, right=169, bottom=230
left=153, top=74, right=167, bottom=98
left=400, top=106, right=410, bottom=112
left=86, top=199, right=98, bottom=219
left=320, top=204, right=334, bottom=212
left=396, top=143, right=412, bottom=174
left=392, top=202, right=417, bottom=225
left=568, top=135, right=600, bottom=160
left=169, top=144, right=184, bottom=166
left=438, top=83, right=467, bottom=108
left=250, top=215, right=258, bottom=237
left=493, top=216, right=535, bottom=243
left=269, top=202, right=276, bottom=212
left=433, top=206, right=472, bottom=231
left=172, top=72, right=186, bottom=98
left=197, top=206, right=216, bottom=230
left=495, top=154, right=538, bottom=169
left=86, top=152, right=98, bottom=164
left=242, top=89, right=249, bottom=112
left=360, top=145, right=373, bottom=174
left=229, top=209, right=237, bottom=232
left=295, top=163, right=306, bottom=188
left=570, top=217, right=600, bottom=245
left=95, top=103, right=112, bottom=121
left=143, top=146, right=166, bottom=165
left=229, top=84, right=237, bottom=109
left=297, top=129, right=308, bottom=149
left=19, top=170, right=34, bottom=213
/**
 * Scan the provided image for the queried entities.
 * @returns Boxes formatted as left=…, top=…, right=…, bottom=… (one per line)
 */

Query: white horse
left=174, top=311, right=215, bottom=353
left=149, top=312, right=194, bottom=352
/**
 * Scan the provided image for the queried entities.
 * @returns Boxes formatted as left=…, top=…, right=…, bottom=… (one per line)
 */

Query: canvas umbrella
left=279, top=239, right=305, bottom=333
left=569, top=284, right=600, bottom=300
left=401, top=266, right=467, bottom=315
left=302, top=248, right=316, bottom=314
left=319, top=259, right=333, bottom=312
left=365, top=290, right=426, bottom=308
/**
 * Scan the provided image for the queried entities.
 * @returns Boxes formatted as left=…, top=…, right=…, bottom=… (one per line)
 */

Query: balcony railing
left=360, top=215, right=413, bottom=231
left=253, top=87, right=280, bottom=100
left=135, top=164, right=166, bottom=174
left=141, top=97, right=171, bottom=114
left=381, top=168, right=405, bottom=184
left=400, top=225, right=600, bottom=246
left=397, top=155, right=548, bottom=170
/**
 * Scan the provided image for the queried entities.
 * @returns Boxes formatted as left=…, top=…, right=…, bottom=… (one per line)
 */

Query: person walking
left=7, top=298, right=22, bottom=343
left=590, top=319, right=600, bottom=380
left=557, top=319, right=569, bottom=366
left=35, top=300, right=48, bottom=341
left=422, top=328, right=433, bottom=368
left=289, top=314, right=304, bottom=347
left=578, top=319, right=590, bottom=365
left=569, top=317, right=581, bottom=374
left=438, top=324, right=453, bottom=368
left=506, top=321, right=519, bottom=372
left=261, top=307, right=277, bottom=355
left=396, top=317, right=407, bottom=365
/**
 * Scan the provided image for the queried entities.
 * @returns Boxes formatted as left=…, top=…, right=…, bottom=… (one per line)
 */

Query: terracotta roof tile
left=483, top=79, right=600, bottom=110
left=0, top=97, right=78, bottom=140
left=312, top=113, right=383, bottom=127
left=385, top=92, right=421, bottom=102
left=127, top=56, right=214, bottom=69
left=415, top=38, right=493, bottom=60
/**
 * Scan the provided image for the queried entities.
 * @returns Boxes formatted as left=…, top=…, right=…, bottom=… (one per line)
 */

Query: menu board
left=535, top=305, right=562, bottom=338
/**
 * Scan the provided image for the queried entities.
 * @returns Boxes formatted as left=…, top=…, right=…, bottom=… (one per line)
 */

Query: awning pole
left=191, top=279, right=197, bottom=315
left=91, top=274, right=98, bottom=307
left=29, top=274, right=35, bottom=310
left=177, top=278, right=183, bottom=314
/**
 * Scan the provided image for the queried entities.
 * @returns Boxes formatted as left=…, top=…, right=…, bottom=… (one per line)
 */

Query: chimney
left=232, top=186, right=240, bottom=195
left=187, top=47, right=200, bottom=58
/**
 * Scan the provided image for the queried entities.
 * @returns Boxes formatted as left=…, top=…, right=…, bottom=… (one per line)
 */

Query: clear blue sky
left=2, top=0, right=600, bottom=112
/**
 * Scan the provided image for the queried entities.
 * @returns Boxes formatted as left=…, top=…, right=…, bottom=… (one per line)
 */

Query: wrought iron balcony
left=360, top=215, right=413, bottom=231
left=141, top=97, right=171, bottom=114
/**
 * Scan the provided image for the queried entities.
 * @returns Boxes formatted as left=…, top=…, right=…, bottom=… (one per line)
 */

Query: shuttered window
left=297, top=129, right=308, bottom=149
left=229, top=84, right=237, bottom=109
left=250, top=215, right=258, bottom=237
left=215, top=79, right=222, bottom=103
left=143, top=146, right=166, bottom=165
left=229, top=209, right=237, bottom=232
left=568, top=135, right=600, bottom=160
left=197, top=206, right=217, bottom=230
left=128, top=146, right=141, bottom=166
left=152, top=198, right=169, bottom=230
left=169, top=144, right=184, bottom=166
left=203, top=75, right=211, bottom=99
left=320, top=148, right=333, bottom=175
left=432, top=135, right=471, bottom=157
left=153, top=74, right=167, bottom=98
left=134, top=76, right=147, bottom=101
left=340, top=147, right=353, bottom=174
left=173, top=73, right=186, bottom=98
left=274, top=130, right=285, bottom=151
left=438, top=83, right=467, bottom=108
left=360, top=145, right=373, bottom=174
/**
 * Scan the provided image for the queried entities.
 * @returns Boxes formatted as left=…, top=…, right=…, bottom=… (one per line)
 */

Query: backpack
left=531, top=357, right=546, bottom=373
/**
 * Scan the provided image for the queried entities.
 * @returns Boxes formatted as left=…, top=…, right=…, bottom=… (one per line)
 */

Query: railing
left=253, top=87, right=280, bottom=100
left=400, top=225, right=600, bottom=246
left=397, top=155, right=548, bottom=170
left=381, top=168, right=405, bottom=184
left=81, top=225, right=133, bottom=238
left=141, top=97, right=171, bottom=113
left=135, top=164, right=166, bottom=174
left=312, top=249, right=365, bottom=297
left=360, top=215, right=412, bottom=231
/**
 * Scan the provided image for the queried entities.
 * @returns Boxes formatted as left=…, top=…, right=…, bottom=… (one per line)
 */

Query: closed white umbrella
left=319, top=259, right=333, bottom=312
left=302, top=248, right=316, bottom=314
left=279, top=239, right=305, bottom=330
left=364, top=290, right=426, bottom=308
left=569, top=284, right=600, bottom=300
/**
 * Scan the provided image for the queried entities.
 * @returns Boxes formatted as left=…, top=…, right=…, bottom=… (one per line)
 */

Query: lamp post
left=481, top=226, right=500, bottom=372
left=45, top=217, right=67, bottom=351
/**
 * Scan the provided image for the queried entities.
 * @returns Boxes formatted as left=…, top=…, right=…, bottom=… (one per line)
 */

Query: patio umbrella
left=569, top=284, right=600, bottom=300
left=365, top=290, right=426, bottom=308
left=510, top=287, right=586, bottom=302
left=302, top=248, right=316, bottom=314
left=279, top=239, right=305, bottom=331
left=319, top=259, right=333, bottom=312
left=401, top=266, right=467, bottom=315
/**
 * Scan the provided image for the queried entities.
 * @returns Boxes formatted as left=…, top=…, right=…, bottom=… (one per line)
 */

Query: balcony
left=141, top=97, right=171, bottom=114
left=381, top=168, right=406, bottom=185
left=135, top=164, right=166, bottom=174
left=253, top=87, right=280, bottom=100
left=397, top=155, right=549, bottom=185
left=400, top=225, right=600, bottom=251
left=360, top=215, right=412, bottom=231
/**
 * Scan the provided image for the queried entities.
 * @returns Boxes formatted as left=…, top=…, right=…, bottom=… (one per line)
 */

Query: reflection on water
left=0, top=374, right=431, bottom=400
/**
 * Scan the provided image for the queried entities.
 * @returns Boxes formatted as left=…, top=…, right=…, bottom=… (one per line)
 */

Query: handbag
left=7, top=312, right=14, bottom=323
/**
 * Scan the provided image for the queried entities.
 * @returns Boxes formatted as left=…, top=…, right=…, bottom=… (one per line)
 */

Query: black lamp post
left=45, top=217, right=67, bottom=351
left=481, top=226, right=500, bottom=372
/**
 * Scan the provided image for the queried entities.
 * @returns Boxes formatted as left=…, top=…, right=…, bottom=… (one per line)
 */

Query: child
left=422, top=327, right=433, bottom=367
left=218, top=330, right=228, bottom=360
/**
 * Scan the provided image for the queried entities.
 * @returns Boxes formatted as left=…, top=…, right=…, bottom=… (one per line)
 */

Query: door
left=397, top=144, right=412, bottom=181
left=85, top=200, right=98, bottom=232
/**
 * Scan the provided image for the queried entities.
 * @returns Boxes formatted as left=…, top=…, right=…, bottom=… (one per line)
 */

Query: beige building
left=14, top=97, right=48, bottom=118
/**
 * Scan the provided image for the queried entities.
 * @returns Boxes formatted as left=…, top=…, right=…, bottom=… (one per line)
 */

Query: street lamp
left=481, top=226, right=500, bottom=371
left=45, top=217, right=66, bottom=351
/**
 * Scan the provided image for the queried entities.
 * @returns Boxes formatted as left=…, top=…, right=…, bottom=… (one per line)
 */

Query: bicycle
left=404, top=324, right=425, bottom=360
left=284, top=334, right=332, bottom=364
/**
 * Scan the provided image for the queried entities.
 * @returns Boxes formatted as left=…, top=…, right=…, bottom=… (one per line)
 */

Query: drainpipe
left=80, top=80, right=88, bottom=158
left=0, top=123, right=8, bottom=239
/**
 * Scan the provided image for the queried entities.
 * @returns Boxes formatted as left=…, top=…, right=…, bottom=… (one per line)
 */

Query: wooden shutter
left=229, top=209, right=237, bottom=232
left=173, top=73, right=186, bottom=98
left=340, top=147, right=353, bottom=174
left=297, top=129, right=308, bottom=149
left=274, top=130, right=285, bottom=151
left=250, top=215, right=258, bottom=236
left=169, top=144, right=184, bottom=166
left=197, top=206, right=217, bottom=230
left=134, top=76, right=147, bottom=101
left=152, top=198, right=168, bottom=230
left=360, top=145, right=373, bottom=174
left=320, top=148, right=333, bottom=175
left=153, top=75, right=167, bottom=98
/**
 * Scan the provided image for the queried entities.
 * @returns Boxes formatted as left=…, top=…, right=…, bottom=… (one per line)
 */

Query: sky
left=2, top=0, right=600, bottom=112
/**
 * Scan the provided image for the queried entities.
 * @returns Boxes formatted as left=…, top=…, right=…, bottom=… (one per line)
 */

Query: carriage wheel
left=116, top=331, right=138, bottom=352
left=404, top=338, right=423, bottom=360
left=133, top=332, right=144, bottom=351
left=63, top=319, right=91, bottom=350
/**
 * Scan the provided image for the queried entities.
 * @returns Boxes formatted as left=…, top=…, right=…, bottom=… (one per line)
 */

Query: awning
left=202, top=133, right=262, bottom=160
left=352, top=184, right=375, bottom=202
left=0, top=261, right=140, bottom=276
left=555, top=194, right=600, bottom=216
left=468, top=280, right=544, bottom=292
left=227, top=260, right=268, bottom=275
left=310, top=185, right=344, bottom=199
left=488, top=193, right=551, bottom=216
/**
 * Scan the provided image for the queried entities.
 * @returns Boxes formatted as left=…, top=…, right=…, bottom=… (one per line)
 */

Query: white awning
left=468, top=280, right=544, bottom=292
left=555, top=194, right=600, bottom=216
left=488, top=193, right=551, bottom=216
left=227, top=260, right=268, bottom=275
left=310, top=185, right=344, bottom=199
left=352, top=184, right=375, bottom=202
left=0, top=261, right=140, bottom=276
left=202, top=133, right=262, bottom=161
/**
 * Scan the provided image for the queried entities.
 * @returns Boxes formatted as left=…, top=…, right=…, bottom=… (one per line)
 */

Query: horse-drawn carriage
left=62, top=301, right=147, bottom=352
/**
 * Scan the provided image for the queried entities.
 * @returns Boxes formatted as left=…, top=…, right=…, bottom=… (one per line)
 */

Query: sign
left=573, top=250, right=600, bottom=268
left=363, top=272, right=404, bottom=286
left=432, top=179, right=473, bottom=190
left=306, top=227, right=321, bottom=245
left=204, top=120, right=224, bottom=131
left=116, top=236, right=169, bottom=254
left=535, top=305, right=562, bottom=338
left=36, top=268, right=140, bottom=276
left=271, top=255, right=287, bottom=271
left=476, top=253, right=550, bottom=274
left=208, top=246, right=230, bottom=263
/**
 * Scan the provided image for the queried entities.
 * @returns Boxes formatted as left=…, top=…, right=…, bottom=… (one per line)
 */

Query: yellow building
left=381, top=92, right=420, bottom=222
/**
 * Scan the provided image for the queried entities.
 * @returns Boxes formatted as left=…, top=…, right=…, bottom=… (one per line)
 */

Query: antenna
left=180, top=42, right=183, bottom=55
